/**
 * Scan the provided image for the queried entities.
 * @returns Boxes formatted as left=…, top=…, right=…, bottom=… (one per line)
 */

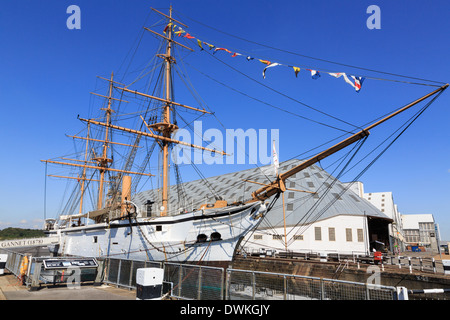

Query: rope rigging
left=44, top=8, right=448, bottom=263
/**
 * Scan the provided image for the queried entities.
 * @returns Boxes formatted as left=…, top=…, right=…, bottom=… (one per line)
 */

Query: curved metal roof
left=133, top=159, right=391, bottom=227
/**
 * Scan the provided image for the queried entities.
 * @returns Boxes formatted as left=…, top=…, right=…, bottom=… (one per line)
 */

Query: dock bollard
left=136, top=268, right=164, bottom=300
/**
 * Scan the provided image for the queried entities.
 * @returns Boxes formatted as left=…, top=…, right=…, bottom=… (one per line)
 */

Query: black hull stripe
left=61, top=205, right=257, bottom=234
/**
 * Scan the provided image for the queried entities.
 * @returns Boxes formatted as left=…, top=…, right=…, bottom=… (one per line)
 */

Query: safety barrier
left=242, top=249, right=447, bottom=275
left=407, top=288, right=450, bottom=300
left=1, top=248, right=446, bottom=300
left=103, top=258, right=162, bottom=289
left=164, top=262, right=225, bottom=300
left=225, top=268, right=397, bottom=300
left=102, top=258, right=225, bottom=300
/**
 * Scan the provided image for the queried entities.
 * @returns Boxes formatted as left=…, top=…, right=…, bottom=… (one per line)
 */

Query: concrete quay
left=0, top=272, right=136, bottom=300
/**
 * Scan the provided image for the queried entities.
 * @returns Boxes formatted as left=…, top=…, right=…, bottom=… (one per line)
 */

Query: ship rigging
left=41, top=7, right=447, bottom=262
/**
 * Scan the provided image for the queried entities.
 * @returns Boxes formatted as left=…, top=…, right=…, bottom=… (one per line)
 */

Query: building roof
left=133, top=159, right=391, bottom=228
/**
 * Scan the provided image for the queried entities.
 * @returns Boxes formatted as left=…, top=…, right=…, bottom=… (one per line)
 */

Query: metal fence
left=164, top=262, right=225, bottom=300
left=225, top=268, right=397, bottom=300
left=103, top=258, right=225, bottom=300
left=383, top=256, right=443, bottom=274
left=1, top=249, right=27, bottom=279
left=103, top=258, right=162, bottom=289
left=1, top=249, right=446, bottom=300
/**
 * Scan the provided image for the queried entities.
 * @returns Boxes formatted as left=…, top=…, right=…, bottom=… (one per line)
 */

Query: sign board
left=0, top=237, right=59, bottom=249
left=43, top=258, right=98, bottom=270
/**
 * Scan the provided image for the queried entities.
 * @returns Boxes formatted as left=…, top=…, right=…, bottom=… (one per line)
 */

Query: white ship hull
left=49, top=202, right=265, bottom=263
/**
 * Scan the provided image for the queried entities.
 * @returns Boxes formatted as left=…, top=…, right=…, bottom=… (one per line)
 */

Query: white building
left=401, top=214, right=440, bottom=253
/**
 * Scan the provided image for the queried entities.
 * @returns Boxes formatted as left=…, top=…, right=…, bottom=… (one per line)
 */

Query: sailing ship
left=42, top=7, right=448, bottom=265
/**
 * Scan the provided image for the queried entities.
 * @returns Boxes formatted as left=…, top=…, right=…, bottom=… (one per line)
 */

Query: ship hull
left=50, top=202, right=264, bottom=263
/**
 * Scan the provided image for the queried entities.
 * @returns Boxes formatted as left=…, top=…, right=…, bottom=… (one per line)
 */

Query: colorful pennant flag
left=343, top=74, right=365, bottom=92
left=308, top=69, right=321, bottom=80
left=263, top=63, right=281, bottom=79
left=183, top=33, right=195, bottom=39
left=174, top=27, right=185, bottom=36
left=328, top=72, right=344, bottom=78
left=163, top=23, right=173, bottom=34
left=203, top=42, right=215, bottom=50
left=259, top=59, right=271, bottom=65
left=214, top=47, right=232, bottom=54
left=293, top=66, right=301, bottom=77
left=197, top=39, right=203, bottom=50
left=351, top=76, right=365, bottom=92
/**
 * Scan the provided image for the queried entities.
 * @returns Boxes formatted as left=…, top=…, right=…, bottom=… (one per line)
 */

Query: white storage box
left=136, top=268, right=164, bottom=300
left=0, top=254, right=8, bottom=275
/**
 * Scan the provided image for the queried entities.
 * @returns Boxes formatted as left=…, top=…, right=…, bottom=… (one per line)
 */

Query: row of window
left=254, top=227, right=365, bottom=242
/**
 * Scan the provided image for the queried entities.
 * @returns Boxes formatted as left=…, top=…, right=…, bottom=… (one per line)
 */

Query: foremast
left=43, top=6, right=227, bottom=222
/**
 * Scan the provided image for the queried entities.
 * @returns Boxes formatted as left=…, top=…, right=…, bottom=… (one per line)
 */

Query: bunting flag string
left=164, top=24, right=366, bottom=92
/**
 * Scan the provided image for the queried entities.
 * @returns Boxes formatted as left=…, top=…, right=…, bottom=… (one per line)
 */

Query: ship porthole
left=211, top=232, right=222, bottom=241
left=196, top=234, right=207, bottom=243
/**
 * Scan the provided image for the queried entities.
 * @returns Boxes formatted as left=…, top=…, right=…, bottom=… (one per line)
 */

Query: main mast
left=160, top=6, right=174, bottom=216
left=93, top=72, right=115, bottom=210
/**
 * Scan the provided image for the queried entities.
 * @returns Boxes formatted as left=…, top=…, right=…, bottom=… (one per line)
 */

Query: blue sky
left=1, top=0, right=449, bottom=240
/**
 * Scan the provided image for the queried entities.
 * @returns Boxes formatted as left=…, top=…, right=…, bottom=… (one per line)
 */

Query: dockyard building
left=133, top=159, right=393, bottom=256
left=401, top=214, right=440, bottom=253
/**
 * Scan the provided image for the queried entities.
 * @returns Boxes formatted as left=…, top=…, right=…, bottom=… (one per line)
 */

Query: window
left=315, top=227, right=322, bottom=241
left=254, top=234, right=263, bottom=240
left=357, top=229, right=364, bottom=242
left=328, top=227, right=336, bottom=241
left=346, top=228, right=352, bottom=242
left=288, top=192, right=295, bottom=199
left=156, top=225, right=162, bottom=231
left=294, top=235, right=303, bottom=241
left=286, top=203, right=294, bottom=211
left=273, top=235, right=284, bottom=240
